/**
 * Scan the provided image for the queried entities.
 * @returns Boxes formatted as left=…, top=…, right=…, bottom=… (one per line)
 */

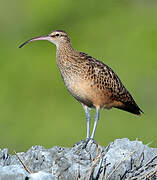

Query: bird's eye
left=56, top=33, right=59, bottom=37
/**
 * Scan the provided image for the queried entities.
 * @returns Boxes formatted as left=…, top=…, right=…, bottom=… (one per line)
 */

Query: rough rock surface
left=0, top=138, right=157, bottom=180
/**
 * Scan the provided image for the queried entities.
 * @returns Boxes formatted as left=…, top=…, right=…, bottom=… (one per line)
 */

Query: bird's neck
left=56, top=42, right=74, bottom=60
left=56, top=42, right=79, bottom=78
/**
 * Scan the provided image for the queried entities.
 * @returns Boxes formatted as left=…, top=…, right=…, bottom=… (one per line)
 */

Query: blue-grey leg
left=91, top=108, right=100, bottom=139
left=82, top=104, right=91, bottom=139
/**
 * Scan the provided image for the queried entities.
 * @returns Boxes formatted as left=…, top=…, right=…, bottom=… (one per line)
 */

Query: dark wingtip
left=137, top=108, right=144, bottom=117
left=115, top=101, right=144, bottom=116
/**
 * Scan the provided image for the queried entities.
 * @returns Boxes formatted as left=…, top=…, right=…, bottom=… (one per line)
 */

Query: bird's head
left=19, top=30, right=70, bottom=48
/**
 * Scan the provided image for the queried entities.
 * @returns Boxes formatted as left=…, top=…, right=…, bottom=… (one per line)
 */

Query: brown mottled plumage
left=19, top=30, right=143, bottom=139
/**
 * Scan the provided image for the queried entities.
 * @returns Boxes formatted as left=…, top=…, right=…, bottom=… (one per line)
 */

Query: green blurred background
left=0, top=0, right=157, bottom=152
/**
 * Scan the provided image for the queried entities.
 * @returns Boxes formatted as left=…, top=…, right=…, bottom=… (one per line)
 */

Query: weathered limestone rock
left=0, top=138, right=157, bottom=180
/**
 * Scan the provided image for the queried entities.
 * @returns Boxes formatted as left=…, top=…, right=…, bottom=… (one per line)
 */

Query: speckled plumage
left=19, top=30, right=143, bottom=139
left=55, top=32, right=142, bottom=115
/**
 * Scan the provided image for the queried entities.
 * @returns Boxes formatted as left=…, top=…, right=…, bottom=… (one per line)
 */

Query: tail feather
left=115, top=101, right=143, bottom=116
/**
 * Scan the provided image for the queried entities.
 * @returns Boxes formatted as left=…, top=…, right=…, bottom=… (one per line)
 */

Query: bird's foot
left=73, top=138, right=97, bottom=150
left=82, top=138, right=98, bottom=149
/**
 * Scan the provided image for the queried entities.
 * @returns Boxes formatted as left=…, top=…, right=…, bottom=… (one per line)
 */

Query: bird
left=19, top=30, right=143, bottom=140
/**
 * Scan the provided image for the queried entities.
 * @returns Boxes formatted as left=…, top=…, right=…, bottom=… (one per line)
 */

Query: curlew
left=19, top=30, right=143, bottom=139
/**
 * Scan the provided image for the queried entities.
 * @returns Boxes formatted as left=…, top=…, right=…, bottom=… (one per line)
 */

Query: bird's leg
left=91, top=108, right=100, bottom=139
left=82, top=105, right=91, bottom=139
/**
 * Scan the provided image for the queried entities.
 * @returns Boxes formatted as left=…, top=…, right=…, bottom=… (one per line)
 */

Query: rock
left=0, top=138, right=157, bottom=180
left=0, top=165, right=28, bottom=180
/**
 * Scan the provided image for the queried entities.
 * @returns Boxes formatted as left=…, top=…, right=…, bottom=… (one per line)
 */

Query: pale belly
left=63, top=76, right=114, bottom=109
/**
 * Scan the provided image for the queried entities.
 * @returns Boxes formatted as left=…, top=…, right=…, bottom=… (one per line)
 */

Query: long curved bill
left=19, top=35, right=50, bottom=48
